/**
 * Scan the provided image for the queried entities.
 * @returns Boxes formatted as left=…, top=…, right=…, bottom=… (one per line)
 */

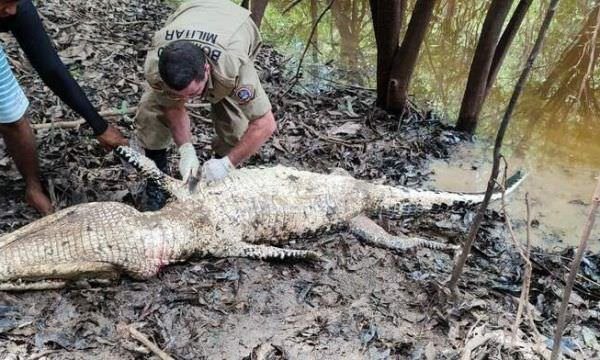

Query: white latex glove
left=178, top=142, right=200, bottom=182
left=201, top=157, right=234, bottom=182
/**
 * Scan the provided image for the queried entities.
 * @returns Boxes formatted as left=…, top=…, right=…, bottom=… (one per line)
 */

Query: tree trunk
left=448, top=0, right=560, bottom=297
left=386, top=0, right=437, bottom=112
left=310, top=0, right=319, bottom=62
left=333, top=0, right=369, bottom=83
left=486, top=0, right=533, bottom=96
left=250, top=0, right=269, bottom=28
left=456, top=0, right=514, bottom=134
left=332, top=1, right=355, bottom=77
left=369, top=0, right=405, bottom=106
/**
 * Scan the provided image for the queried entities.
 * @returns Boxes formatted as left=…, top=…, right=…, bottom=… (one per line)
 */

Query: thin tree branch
left=505, top=191, right=535, bottom=343
left=31, top=104, right=210, bottom=130
left=282, top=0, right=335, bottom=95
left=551, top=176, right=600, bottom=360
left=524, top=194, right=542, bottom=340
left=118, top=323, right=174, bottom=360
left=31, top=107, right=137, bottom=130
left=447, top=0, right=561, bottom=296
left=294, top=0, right=335, bottom=78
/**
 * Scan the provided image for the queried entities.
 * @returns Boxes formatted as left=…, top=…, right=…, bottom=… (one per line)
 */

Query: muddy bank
left=1, top=1, right=599, bottom=359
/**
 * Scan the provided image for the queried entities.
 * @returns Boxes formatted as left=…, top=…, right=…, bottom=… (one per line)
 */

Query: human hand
left=178, top=142, right=200, bottom=182
left=97, top=125, right=128, bottom=149
left=201, top=157, right=234, bottom=182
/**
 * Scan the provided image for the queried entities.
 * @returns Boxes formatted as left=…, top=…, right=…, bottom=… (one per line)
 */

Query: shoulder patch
left=233, top=85, right=255, bottom=105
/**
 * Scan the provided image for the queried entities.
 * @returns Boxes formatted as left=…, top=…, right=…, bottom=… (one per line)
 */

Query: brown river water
left=263, top=0, right=600, bottom=250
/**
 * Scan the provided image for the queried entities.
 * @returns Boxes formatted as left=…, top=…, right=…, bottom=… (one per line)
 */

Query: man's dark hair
left=158, top=41, right=206, bottom=91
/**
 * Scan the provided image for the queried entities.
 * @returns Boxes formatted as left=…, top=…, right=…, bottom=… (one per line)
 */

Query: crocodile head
left=114, top=146, right=193, bottom=200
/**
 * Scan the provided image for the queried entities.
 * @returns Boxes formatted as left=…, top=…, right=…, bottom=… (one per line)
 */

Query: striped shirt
left=0, top=1, right=107, bottom=134
left=0, top=45, right=28, bottom=123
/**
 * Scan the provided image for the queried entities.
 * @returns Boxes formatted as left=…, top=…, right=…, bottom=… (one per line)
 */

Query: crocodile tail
left=374, top=171, right=527, bottom=214
left=490, top=170, right=528, bottom=202
left=114, top=146, right=188, bottom=199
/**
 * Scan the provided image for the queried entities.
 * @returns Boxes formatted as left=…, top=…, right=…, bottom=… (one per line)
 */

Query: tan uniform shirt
left=143, top=0, right=271, bottom=121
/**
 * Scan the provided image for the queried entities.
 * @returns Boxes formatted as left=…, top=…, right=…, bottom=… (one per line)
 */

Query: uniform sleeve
left=229, top=61, right=271, bottom=121
left=9, top=0, right=108, bottom=135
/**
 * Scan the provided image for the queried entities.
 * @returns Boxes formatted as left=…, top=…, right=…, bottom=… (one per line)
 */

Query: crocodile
left=0, top=146, right=525, bottom=290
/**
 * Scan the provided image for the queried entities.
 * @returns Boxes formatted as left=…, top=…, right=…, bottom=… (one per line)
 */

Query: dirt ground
left=1, top=1, right=599, bottom=359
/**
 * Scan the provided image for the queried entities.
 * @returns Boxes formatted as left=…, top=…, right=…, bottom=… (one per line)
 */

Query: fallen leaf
left=328, top=122, right=362, bottom=136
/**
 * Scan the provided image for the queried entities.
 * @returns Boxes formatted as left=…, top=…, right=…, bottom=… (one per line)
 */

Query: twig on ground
left=32, top=103, right=212, bottom=130
left=528, top=253, right=600, bottom=300
left=551, top=176, right=600, bottom=360
left=78, top=36, right=132, bottom=47
left=566, top=265, right=600, bottom=288
left=118, top=323, right=174, bottom=360
left=447, top=0, right=560, bottom=297
left=29, top=350, right=61, bottom=360
left=31, top=107, right=137, bottom=130
left=113, top=20, right=155, bottom=25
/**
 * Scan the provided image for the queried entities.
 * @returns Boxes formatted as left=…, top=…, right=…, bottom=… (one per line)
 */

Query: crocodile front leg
left=0, top=280, right=67, bottom=291
left=0, top=261, right=120, bottom=291
left=349, top=215, right=456, bottom=251
left=211, top=237, right=321, bottom=261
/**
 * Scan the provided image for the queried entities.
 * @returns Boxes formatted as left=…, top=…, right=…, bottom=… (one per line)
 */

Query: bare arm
left=164, top=103, right=192, bottom=147
left=9, top=0, right=127, bottom=147
left=227, top=110, right=276, bottom=166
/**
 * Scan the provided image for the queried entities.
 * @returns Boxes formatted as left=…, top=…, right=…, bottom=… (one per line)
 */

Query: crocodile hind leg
left=217, top=241, right=321, bottom=261
left=349, top=215, right=457, bottom=251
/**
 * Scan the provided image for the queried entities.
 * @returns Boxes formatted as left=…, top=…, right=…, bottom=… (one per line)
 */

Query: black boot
left=145, top=148, right=168, bottom=173
left=143, top=148, right=168, bottom=211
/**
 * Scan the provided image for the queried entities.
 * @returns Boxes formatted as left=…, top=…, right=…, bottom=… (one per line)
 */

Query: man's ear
left=204, top=63, right=210, bottom=76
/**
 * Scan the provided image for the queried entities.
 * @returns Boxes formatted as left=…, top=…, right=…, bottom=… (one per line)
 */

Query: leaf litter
left=0, top=0, right=599, bottom=359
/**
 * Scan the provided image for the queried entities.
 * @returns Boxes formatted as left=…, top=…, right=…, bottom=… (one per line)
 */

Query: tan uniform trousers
left=135, top=91, right=254, bottom=156
left=135, top=19, right=264, bottom=156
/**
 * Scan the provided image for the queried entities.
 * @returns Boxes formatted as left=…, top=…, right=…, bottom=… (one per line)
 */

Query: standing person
left=137, top=0, right=276, bottom=210
left=0, top=0, right=128, bottom=215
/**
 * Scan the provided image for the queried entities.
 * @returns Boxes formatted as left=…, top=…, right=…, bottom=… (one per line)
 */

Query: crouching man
left=136, top=0, right=276, bottom=210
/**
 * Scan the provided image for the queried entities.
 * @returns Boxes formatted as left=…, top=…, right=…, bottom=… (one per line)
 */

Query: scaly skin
left=0, top=146, right=524, bottom=289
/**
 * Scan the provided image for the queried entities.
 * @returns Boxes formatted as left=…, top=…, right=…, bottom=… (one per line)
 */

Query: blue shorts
left=0, top=46, right=29, bottom=124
